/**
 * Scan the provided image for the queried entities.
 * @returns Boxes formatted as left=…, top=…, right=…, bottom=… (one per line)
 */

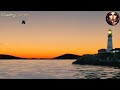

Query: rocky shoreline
left=72, top=53, right=120, bottom=68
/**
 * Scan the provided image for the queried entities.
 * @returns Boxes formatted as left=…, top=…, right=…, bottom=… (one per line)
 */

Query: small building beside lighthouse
left=107, top=29, right=113, bottom=53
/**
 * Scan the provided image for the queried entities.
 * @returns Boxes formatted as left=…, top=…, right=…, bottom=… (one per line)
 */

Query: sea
left=0, top=59, right=120, bottom=79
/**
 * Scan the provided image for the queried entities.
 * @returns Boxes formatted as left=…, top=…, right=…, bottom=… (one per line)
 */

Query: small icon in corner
left=106, top=11, right=120, bottom=26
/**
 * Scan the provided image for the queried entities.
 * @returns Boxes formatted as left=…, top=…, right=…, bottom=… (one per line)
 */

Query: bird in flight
left=22, top=20, right=26, bottom=24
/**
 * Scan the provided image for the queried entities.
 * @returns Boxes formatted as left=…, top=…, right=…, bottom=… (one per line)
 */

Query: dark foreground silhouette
left=72, top=53, right=120, bottom=68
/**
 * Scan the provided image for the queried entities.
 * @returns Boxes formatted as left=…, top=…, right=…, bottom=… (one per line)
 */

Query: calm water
left=0, top=59, right=120, bottom=79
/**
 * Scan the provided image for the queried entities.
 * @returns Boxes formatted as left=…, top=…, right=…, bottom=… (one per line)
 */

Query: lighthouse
left=107, top=29, right=113, bottom=52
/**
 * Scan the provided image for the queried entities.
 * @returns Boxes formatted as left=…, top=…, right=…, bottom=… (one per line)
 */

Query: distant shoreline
left=0, top=54, right=80, bottom=60
left=0, top=58, right=77, bottom=60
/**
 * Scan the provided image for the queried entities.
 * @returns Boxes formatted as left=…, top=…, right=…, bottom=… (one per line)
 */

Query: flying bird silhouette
left=22, top=20, right=26, bottom=24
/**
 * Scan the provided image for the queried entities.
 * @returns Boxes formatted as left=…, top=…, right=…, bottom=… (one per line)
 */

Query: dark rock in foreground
left=72, top=54, right=120, bottom=68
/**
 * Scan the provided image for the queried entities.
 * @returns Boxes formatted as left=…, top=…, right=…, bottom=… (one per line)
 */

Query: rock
left=72, top=54, right=120, bottom=68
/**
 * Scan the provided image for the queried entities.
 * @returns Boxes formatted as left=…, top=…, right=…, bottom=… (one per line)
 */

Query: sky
left=0, top=11, right=120, bottom=58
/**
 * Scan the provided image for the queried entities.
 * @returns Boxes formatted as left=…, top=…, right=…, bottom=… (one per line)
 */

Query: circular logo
left=106, top=11, right=120, bottom=26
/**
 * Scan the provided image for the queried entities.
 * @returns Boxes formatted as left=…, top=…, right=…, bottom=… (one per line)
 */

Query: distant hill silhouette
left=0, top=54, right=25, bottom=59
left=53, top=54, right=81, bottom=59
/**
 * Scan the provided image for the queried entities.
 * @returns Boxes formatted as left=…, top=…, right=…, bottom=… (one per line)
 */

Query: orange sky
left=0, top=11, right=120, bottom=58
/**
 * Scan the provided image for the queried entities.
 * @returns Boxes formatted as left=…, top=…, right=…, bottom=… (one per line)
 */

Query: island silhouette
left=53, top=54, right=81, bottom=59
left=0, top=54, right=80, bottom=59
left=0, top=54, right=25, bottom=59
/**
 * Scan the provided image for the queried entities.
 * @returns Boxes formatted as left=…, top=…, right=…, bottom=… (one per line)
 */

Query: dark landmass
left=53, top=54, right=81, bottom=59
left=0, top=54, right=26, bottom=59
left=0, top=53, right=81, bottom=60
left=72, top=53, right=120, bottom=68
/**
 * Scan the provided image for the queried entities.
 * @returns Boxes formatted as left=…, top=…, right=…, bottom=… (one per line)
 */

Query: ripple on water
left=73, top=65, right=120, bottom=79
left=0, top=60, right=120, bottom=79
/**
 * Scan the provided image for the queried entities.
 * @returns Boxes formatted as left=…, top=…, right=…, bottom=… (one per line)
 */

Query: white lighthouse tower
left=107, top=29, right=113, bottom=52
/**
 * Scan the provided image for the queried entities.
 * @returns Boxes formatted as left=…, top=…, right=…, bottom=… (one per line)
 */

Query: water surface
left=0, top=59, right=120, bottom=79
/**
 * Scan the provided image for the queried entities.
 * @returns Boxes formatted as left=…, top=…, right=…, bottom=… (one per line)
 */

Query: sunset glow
left=0, top=11, right=120, bottom=58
